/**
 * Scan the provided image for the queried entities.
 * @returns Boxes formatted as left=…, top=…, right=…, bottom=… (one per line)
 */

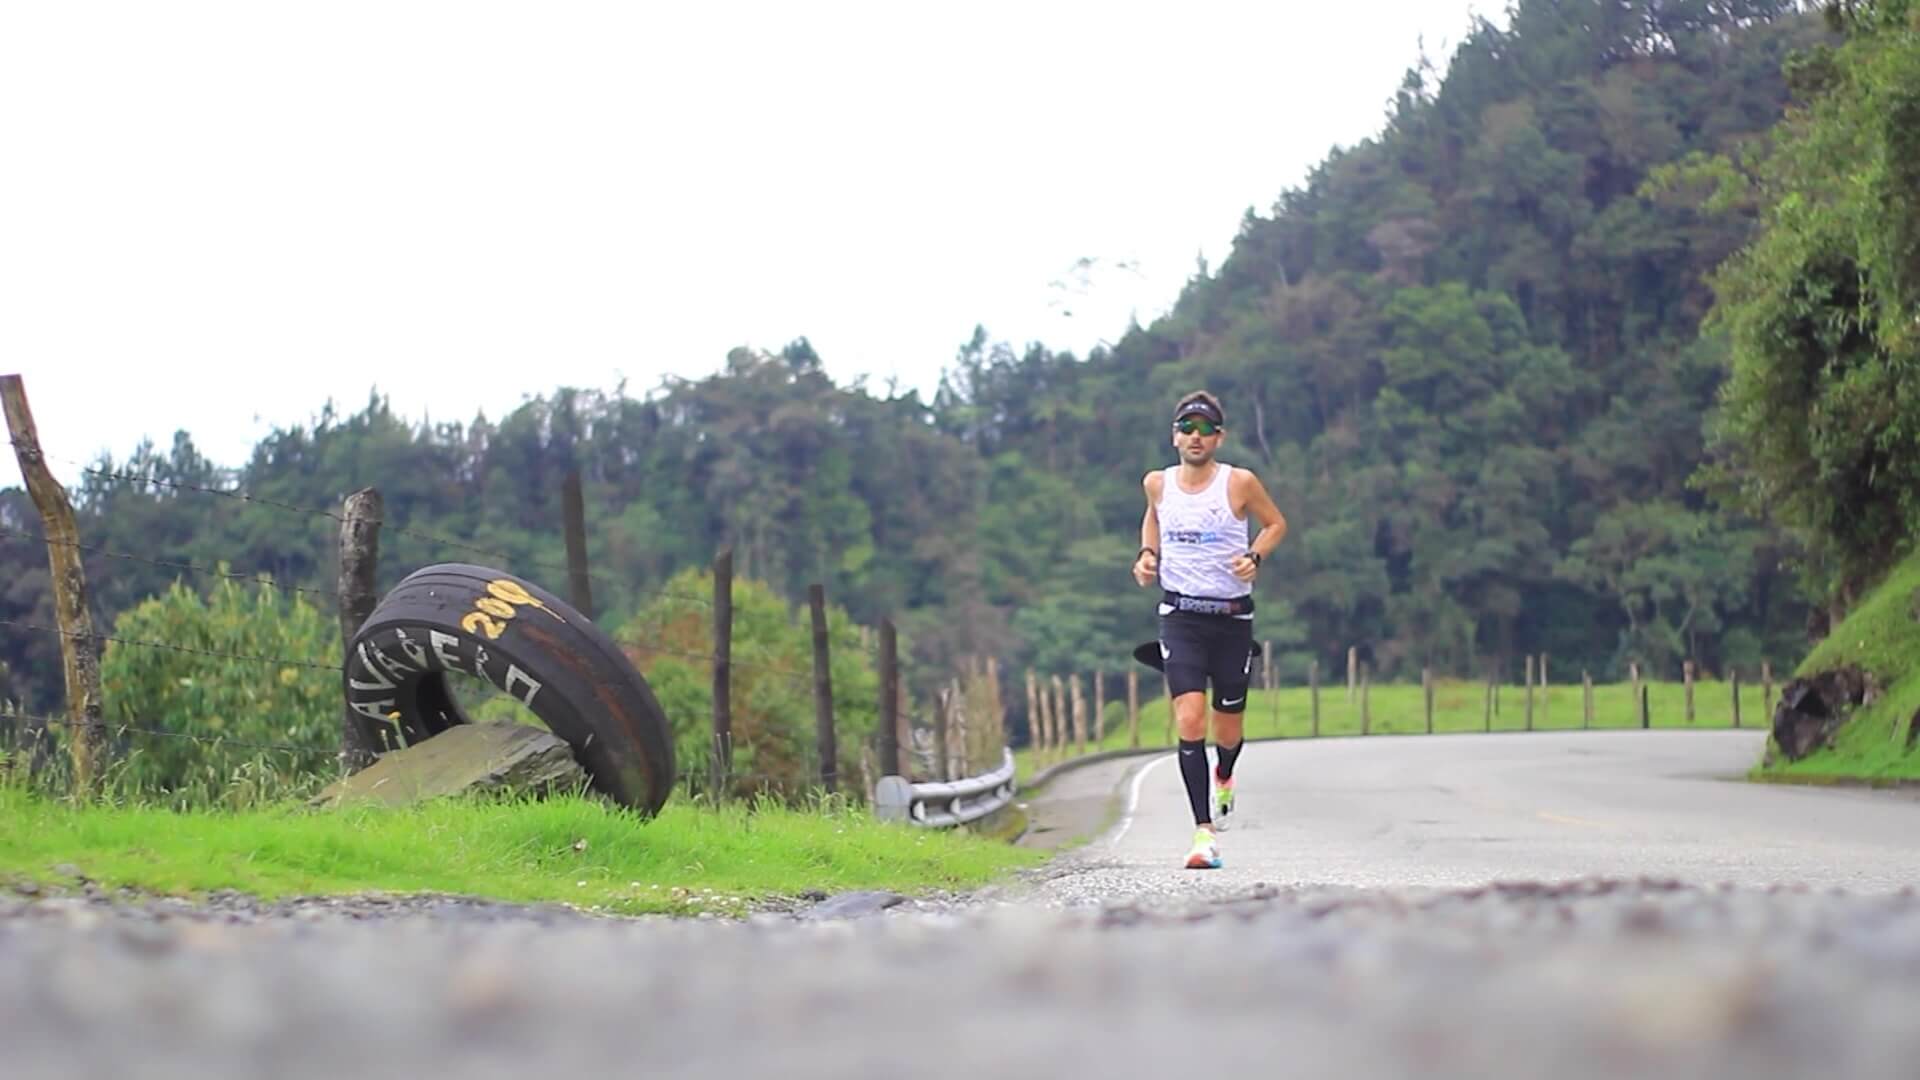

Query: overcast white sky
left=2, top=0, right=1497, bottom=492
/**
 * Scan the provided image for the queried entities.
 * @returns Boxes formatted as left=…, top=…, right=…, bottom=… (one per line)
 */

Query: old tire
left=344, top=562, right=676, bottom=816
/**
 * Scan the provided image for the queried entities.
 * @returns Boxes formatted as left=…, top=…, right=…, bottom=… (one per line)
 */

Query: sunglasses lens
left=1178, top=419, right=1217, bottom=436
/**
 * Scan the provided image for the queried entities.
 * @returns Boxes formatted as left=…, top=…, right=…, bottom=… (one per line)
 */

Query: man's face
left=1171, top=414, right=1224, bottom=463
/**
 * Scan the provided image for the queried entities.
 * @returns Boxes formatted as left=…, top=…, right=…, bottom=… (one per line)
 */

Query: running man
left=1131, top=391, right=1288, bottom=869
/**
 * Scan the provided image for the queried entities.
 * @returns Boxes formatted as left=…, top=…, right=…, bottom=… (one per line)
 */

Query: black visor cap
left=1173, top=400, right=1224, bottom=427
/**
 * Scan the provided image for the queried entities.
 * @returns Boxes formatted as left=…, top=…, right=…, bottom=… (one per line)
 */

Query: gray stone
left=1771, top=668, right=1876, bottom=761
left=801, top=891, right=907, bottom=921
left=310, top=722, right=586, bottom=809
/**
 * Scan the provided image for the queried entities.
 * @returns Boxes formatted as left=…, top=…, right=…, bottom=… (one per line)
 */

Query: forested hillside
left=2, top=1, right=1839, bottom=718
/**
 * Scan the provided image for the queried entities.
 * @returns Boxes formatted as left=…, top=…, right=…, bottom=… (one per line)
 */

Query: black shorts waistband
left=1161, top=591, right=1255, bottom=617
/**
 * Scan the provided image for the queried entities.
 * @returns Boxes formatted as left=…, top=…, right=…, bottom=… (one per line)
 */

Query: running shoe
left=1215, top=769, right=1236, bottom=824
left=1184, top=827, right=1222, bottom=870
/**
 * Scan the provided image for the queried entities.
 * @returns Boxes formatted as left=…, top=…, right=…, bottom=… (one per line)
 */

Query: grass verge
left=0, top=787, right=1045, bottom=917
left=1756, top=552, right=1920, bottom=783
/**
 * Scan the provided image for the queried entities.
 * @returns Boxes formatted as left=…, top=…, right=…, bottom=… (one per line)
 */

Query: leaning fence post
left=2, top=375, right=106, bottom=796
left=712, top=547, right=734, bottom=795
left=337, top=487, right=386, bottom=771
left=807, top=584, right=837, bottom=793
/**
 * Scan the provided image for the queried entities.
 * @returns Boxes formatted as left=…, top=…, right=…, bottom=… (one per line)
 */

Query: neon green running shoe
left=1215, top=769, right=1236, bottom=823
left=1184, top=827, right=1222, bottom=870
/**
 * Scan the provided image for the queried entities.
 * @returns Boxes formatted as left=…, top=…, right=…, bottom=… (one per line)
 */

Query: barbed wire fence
left=0, top=374, right=996, bottom=808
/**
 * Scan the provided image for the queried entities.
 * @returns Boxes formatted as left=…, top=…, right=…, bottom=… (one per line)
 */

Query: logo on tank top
left=1166, top=529, right=1224, bottom=544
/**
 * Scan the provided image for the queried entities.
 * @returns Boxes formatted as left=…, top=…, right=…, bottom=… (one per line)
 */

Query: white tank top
left=1156, top=462, right=1250, bottom=601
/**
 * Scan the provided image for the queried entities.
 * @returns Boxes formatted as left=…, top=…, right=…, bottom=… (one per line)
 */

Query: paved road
left=10, top=730, right=1920, bottom=1080
left=1047, top=730, right=1920, bottom=901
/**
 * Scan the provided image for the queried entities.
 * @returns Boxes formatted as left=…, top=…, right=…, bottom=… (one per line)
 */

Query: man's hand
left=1228, top=553, right=1260, bottom=582
left=1132, top=549, right=1159, bottom=587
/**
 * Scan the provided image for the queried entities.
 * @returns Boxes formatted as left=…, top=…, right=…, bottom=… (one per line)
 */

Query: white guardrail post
left=873, top=747, right=1016, bottom=827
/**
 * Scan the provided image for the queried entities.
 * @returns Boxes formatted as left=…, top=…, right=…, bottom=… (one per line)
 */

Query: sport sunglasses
left=1174, top=417, right=1221, bottom=436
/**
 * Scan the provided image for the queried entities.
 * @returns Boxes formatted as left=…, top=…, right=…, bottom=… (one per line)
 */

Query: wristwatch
left=1244, top=550, right=1262, bottom=567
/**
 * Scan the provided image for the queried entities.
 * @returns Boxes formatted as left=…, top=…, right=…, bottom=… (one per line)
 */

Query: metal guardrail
left=873, top=747, right=1016, bottom=827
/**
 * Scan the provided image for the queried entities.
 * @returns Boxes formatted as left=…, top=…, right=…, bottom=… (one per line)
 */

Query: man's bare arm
left=1133, top=472, right=1163, bottom=587
left=1228, top=469, right=1288, bottom=581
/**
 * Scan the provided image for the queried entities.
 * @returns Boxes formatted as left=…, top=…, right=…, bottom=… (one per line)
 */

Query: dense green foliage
left=1693, top=0, right=1920, bottom=608
left=2, top=1, right=1869, bottom=760
left=95, top=577, right=337, bottom=803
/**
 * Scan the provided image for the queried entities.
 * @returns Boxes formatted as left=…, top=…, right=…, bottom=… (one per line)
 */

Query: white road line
left=1109, top=752, right=1175, bottom=850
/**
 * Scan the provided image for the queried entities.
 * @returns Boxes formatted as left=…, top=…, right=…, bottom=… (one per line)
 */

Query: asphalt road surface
left=9, top=730, right=1920, bottom=1080
left=1047, top=730, right=1920, bottom=900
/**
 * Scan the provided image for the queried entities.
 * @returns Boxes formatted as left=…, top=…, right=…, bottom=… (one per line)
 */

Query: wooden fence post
left=807, top=584, right=837, bottom=793
left=1127, top=666, right=1140, bottom=748
left=2, top=375, right=105, bottom=796
left=1525, top=654, right=1535, bottom=732
left=1762, top=661, right=1773, bottom=718
left=1631, top=662, right=1643, bottom=728
left=1641, top=683, right=1651, bottom=729
left=1070, top=675, right=1087, bottom=756
left=1539, top=652, right=1549, bottom=726
left=1360, top=663, right=1371, bottom=735
left=1423, top=666, right=1433, bottom=734
left=1582, top=671, right=1593, bottom=730
left=712, top=547, right=735, bottom=794
left=1483, top=673, right=1493, bottom=732
left=1059, top=672, right=1075, bottom=757
left=1732, top=669, right=1742, bottom=729
left=1309, top=660, right=1321, bottom=737
left=337, top=487, right=386, bottom=771
left=1262, top=641, right=1272, bottom=692
left=933, top=684, right=952, bottom=781
left=560, top=466, right=594, bottom=619
left=1347, top=646, right=1357, bottom=703
left=1093, top=670, right=1106, bottom=747
left=1684, top=660, right=1696, bottom=725
left=1026, top=668, right=1039, bottom=757
left=877, top=617, right=899, bottom=777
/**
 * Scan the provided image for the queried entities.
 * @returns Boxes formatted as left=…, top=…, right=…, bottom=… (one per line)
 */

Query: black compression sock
left=1215, top=740, right=1243, bottom=780
left=1178, top=739, right=1212, bottom=826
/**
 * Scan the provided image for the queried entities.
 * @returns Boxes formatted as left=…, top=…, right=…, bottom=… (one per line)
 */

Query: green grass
left=1017, top=676, right=1770, bottom=784
left=1758, top=552, right=1920, bottom=783
left=0, top=787, right=1044, bottom=916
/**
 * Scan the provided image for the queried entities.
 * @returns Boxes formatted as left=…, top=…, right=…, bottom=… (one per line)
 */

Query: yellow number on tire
left=461, top=611, right=506, bottom=640
left=475, top=596, right=517, bottom=620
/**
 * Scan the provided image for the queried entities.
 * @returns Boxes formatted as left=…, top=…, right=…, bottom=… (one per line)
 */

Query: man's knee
left=1172, top=692, right=1208, bottom=736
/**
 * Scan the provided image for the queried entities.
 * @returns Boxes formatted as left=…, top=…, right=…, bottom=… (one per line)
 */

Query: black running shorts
left=1157, top=612, right=1255, bottom=713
